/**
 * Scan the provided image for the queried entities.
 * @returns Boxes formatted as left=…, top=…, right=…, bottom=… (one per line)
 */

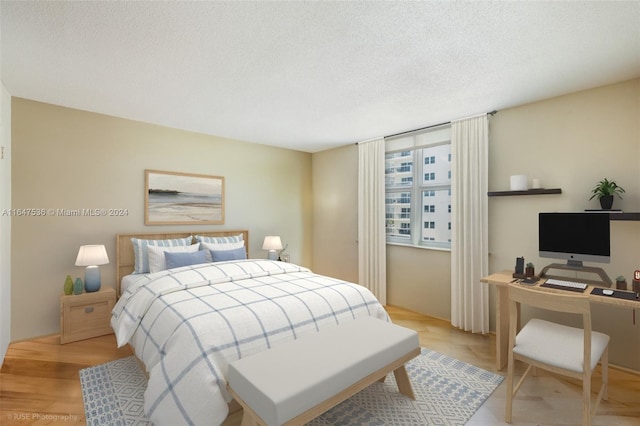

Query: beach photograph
left=145, top=170, right=224, bottom=225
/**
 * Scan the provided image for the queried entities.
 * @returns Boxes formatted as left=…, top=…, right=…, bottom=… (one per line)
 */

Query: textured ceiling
left=1, top=1, right=639, bottom=153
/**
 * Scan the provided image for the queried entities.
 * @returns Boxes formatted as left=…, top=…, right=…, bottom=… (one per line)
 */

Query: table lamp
left=262, top=236, right=283, bottom=260
left=75, top=244, right=109, bottom=292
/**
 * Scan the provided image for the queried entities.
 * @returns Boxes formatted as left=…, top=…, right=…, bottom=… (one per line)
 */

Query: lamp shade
left=262, top=236, right=283, bottom=260
left=75, top=245, right=109, bottom=266
left=262, top=236, right=283, bottom=251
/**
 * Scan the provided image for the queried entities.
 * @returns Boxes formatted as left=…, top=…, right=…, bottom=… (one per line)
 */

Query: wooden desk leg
left=495, top=285, right=509, bottom=370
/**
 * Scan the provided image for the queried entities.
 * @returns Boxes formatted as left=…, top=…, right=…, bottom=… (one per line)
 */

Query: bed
left=111, top=230, right=389, bottom=426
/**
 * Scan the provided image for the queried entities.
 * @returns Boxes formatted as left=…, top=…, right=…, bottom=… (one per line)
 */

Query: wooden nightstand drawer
left=60, top=287, right=115, bottom=344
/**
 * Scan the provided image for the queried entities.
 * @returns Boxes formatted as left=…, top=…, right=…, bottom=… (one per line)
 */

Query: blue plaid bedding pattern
left=111, top=259, right=389, bottom=426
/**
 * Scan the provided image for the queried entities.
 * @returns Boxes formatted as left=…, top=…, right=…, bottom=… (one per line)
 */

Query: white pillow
left=195, top=234, right=244, bottom=244
left=147, top=243, right=200, bottom=273
left=131, top=236, right=192, bottom=274
left=200, top=240, right=245, bottom=251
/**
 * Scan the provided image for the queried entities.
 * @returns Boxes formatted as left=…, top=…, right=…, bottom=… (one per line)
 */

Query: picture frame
left=145, top=169, right=225, bottom=225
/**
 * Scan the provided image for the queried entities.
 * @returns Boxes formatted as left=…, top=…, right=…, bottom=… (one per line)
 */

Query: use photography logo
left=6, top=412, right=80, bottom=423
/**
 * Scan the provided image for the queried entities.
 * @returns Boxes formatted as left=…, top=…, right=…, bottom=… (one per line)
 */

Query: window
left=385, top=126, right=452, bottom=249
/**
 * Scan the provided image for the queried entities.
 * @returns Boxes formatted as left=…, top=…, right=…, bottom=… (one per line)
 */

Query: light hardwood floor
left=1, top=305, right=638, bottom=425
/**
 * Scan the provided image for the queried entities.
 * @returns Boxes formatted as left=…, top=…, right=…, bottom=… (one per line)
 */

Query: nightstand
left=59, top=287, right=115, bottom=344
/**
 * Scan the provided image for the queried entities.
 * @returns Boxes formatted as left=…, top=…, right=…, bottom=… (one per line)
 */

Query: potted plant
left=525, top=262, right=535, bottom=278
left=615, top=275, right=627, bottom=290
left=589, top=178, right=625, bottom=210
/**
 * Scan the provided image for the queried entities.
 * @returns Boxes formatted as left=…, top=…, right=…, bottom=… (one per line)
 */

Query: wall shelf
left=487, top=188, right=562, bottom=197
left=609, top=212, right=640, bottom=221
left=486, top=189, right=639, bottom=221
left=585, top=211, right=640, bottom=221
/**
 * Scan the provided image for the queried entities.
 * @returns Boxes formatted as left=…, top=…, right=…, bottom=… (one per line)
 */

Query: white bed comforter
left=111, top=259, right=389, bottom=426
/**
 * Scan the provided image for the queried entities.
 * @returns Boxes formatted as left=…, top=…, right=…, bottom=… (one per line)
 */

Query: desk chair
left=505, top=284, right=609, bottom=426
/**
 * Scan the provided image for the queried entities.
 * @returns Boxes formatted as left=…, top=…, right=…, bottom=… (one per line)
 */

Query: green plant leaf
left=589, top=178, right=625, bottom=200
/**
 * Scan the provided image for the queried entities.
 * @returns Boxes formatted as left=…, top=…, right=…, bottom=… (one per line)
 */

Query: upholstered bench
left=227, top=316, right=420, bottom=426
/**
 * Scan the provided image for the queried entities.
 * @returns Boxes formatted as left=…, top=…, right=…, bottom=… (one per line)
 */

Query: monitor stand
left=540, top=262, right=612, bottom=288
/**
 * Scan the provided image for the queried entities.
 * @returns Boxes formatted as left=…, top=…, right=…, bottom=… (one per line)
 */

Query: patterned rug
left=80, top=348, right=503, bottom=425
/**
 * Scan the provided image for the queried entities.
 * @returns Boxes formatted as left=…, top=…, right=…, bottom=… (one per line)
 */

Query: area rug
left=80, top=348, right=503, bottom=425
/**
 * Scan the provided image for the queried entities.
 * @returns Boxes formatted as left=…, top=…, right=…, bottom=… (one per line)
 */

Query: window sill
left=386, top=242, right=451, bottom=252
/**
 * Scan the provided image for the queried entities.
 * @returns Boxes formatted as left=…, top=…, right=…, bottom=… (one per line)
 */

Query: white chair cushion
left=514, top=318, right=609, bottom=373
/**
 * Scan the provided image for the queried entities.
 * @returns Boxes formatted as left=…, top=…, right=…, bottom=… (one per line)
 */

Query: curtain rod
left=384, top=110, right=498, bottom=139
left=385, top=120, right=449, bottom=139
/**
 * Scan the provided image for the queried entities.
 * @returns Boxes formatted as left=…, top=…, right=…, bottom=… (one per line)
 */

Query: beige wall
left=1, top=82, right=11, bottom=364
left=11, top=98, right=312, bottom=341
left=387, top=246, right=451, bottom=320
left=311, top=144, right=359, bottom=283
left=312, top=78, right=640, bottom=370
left=489, top=78, right=640, bottom=370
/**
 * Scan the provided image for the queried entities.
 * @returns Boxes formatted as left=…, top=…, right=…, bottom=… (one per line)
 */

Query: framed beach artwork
left=145, top=169, right=225, bottom=225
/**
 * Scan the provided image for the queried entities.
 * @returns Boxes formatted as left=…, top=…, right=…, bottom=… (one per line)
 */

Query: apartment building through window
left=385, top=125, right=451, bottom=249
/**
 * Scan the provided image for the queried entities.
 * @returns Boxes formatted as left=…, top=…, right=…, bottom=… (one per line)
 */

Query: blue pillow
left=210, top=247, right=247, bottom=262
left=165, top=250, right=207, bottom=269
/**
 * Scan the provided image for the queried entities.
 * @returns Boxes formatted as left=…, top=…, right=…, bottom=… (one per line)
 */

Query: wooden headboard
left=116, top=230, right=249, bottom=296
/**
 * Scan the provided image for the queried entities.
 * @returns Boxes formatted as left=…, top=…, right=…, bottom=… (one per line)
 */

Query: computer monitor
left=538, top=212, right=610, bottom=268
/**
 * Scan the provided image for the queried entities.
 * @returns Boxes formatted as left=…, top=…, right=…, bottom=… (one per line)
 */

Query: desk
left=481, top=270, right=640, bottom=370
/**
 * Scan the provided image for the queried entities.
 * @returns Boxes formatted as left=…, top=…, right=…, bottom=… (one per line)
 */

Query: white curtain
left=451, top=115, right=489, bottom=333
left=358, top=138, right=387, bottom=305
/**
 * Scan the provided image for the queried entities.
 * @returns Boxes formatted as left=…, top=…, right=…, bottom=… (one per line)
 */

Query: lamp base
left=267, top=251, right=278, bottom=261
left=84, top=266, right=101, bottom=292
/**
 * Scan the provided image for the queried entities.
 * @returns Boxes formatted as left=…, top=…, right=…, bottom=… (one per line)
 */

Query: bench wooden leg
left=240, top=412, right=260, bottom=426
left=393, top=365, right=415, bottom=400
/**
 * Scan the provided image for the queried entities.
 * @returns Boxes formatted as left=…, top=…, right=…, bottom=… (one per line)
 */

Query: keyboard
left=541, top=278, right=588, bottom=293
